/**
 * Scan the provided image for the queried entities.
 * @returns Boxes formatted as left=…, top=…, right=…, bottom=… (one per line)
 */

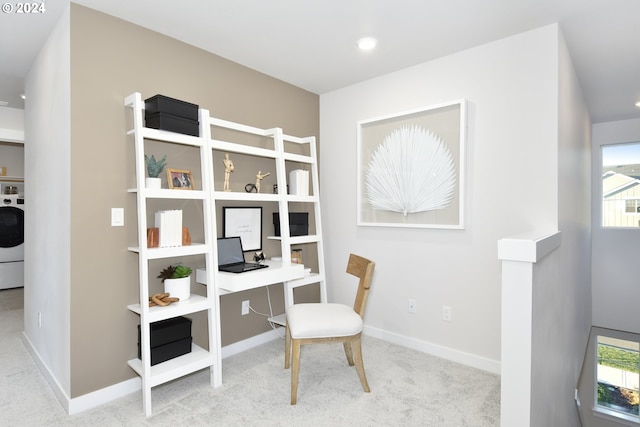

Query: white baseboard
left=221, top=328, right=283, bottom=359
left=24, top=325, right=497, bottom=416
left=363, top=325, right=501, bottom=375
left=21, top=331, right=71, bottom=413
left=68, top=377, right=141, bottom=415
left=23, top=329, right=283, bottom=415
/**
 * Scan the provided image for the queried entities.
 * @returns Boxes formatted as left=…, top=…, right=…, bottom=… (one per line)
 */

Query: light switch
left=111, top=208, right=124, bottom=227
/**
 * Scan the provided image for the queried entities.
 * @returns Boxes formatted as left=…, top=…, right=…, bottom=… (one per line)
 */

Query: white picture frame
left=357, top=99, right=467, bottom=229
left=223, top=207, right=262, bottom=251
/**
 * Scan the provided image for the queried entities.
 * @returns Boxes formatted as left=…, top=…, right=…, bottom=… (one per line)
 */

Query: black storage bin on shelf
left=138, top=316, right=192, bottom=366
left=144, top=95, right=199, bottom=121
left=144, top=95, right=199, bottom=136
left=273, top=212, right=309, bottom=237
left=145, top=113, right=199, bottom=137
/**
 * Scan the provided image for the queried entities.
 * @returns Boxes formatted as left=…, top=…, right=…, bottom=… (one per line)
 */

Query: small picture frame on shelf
left=167, top=169, right=194, bottom=190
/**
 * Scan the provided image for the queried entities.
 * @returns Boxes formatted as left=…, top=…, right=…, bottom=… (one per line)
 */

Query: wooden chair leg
left=291, top=339, right=301, bottom=405
left=285, top=322, right=291, bottom=369
left=343, top=342, right=355, bottom=366
left=352, top=337, right=370, bottom=393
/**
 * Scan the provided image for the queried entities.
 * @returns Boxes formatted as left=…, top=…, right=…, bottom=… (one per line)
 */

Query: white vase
left=163, top=276, right=190, bottom=301
left=146, top=177, right=161, bottom=189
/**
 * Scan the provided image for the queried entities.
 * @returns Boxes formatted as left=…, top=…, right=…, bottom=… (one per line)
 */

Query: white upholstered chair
left=284, top=253, right=375, bottom=405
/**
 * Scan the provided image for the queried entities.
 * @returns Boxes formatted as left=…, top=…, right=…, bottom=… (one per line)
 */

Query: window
left=602, top=142, right=640, bottom=228
left=626, top=199, right=640, bottom=214
left=596, top=335, right=639, bottom=423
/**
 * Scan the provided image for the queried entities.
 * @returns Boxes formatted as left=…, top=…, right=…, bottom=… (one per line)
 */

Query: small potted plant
left=144, top=154, right=167, bottom=189
left=158, top=264, right=192, bottom=301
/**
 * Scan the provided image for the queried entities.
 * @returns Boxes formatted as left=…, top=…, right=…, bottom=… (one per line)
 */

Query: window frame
left=594, top=334, right=640, bottom=426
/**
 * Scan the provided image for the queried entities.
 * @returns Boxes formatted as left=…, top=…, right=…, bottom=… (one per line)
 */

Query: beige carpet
left=0, top=288, right=500, bottom=426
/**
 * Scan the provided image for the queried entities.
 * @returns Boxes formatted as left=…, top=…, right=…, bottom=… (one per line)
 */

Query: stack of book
left=155, top=210, right=183, bottom=247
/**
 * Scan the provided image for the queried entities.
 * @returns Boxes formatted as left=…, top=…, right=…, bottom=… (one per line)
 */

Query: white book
left=174, top=209, right=183, bottom=247
left=155, top=211, right=167, bottom=248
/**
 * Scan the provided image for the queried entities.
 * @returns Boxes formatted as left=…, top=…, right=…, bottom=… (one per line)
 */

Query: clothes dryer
left=0, top=195, right=24, bottom=290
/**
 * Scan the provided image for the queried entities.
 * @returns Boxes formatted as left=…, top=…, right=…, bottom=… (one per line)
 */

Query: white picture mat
left=356, top=99, right=467, bottom=229
left=223, top=207, right=262, bottom=251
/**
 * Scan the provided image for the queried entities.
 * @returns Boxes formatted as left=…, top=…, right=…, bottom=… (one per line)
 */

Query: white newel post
left=498, top=231, right=561, bottom=427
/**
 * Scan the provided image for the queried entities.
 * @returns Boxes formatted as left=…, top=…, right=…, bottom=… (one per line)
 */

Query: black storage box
left=145, top=95, right=199, bottom=121
left=145, top=112, right=199, bottom=137
left=273, top=212, right=309, bottom=236
left=138, top=316, right=192, bottom=365
left=144, top=95, right=199, bottom=136
left=138, top=337, right=192, bottom=366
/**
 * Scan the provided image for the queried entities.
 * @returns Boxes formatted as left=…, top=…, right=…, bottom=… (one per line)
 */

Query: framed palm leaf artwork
left=357, top=99, right=467, bottom=229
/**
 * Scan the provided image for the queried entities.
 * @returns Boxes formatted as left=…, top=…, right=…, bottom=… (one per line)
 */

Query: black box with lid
left=144, top=95, right=199, bottom=136
left=273, top=212, right=309, bottom=237
left=138, top=316, right=192, bottom=365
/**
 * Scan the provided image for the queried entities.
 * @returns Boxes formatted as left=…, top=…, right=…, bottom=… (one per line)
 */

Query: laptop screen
left=217, top=237, right=245, bottom=266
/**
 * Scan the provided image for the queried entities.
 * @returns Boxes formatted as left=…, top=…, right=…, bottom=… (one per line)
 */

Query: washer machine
left=0, top=195, right=24, bottom=290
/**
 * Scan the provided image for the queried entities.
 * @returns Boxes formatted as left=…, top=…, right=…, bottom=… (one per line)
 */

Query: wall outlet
left=442, top=305, right=452, bottom=322
left=408, top=299, right=417, bottom=314
left=241, top=300, right=250, bottom=316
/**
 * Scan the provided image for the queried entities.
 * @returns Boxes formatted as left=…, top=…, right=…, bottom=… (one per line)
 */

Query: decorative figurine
left=255, top=171, right=270, bottom=193
left=223, top=153, right=234, bottom=192
left=253, top=251, right=265, bottom=264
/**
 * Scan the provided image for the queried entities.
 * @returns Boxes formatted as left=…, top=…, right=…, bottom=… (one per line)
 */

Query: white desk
left=196, top=260, right=305, bottom=294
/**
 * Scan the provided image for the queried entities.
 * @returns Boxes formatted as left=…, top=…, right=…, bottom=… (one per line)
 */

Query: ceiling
left=2, top=0, right=640, bottom=123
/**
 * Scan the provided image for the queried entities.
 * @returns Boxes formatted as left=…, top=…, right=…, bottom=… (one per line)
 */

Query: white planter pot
left=163, top=276, right=190, bottom=301
left=146, top=177, right=161, bottom=189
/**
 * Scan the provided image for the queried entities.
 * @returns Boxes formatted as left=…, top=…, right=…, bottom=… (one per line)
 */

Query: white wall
left=23, top=5, right=71, bottom=401
left=0, top=106, right=24, bottom=143
left=320, top=25, right=560, bottom=369
left=529, top=31, right=591, bottom=427
left=591, top=117, right=640, bottom=333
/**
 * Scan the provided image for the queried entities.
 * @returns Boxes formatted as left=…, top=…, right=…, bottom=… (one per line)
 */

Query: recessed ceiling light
left=636, top=101, right=640, bottom=108
left=20, top=94, right=25, bottom=100
left=357, top=37, right=377, bottom=51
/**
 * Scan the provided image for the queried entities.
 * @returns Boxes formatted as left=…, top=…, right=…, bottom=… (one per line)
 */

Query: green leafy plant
left=144, top=154, right=167, bottom=178
left=157, top=264, right=192, bottom=282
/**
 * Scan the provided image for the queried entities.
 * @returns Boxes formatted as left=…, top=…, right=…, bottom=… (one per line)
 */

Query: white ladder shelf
left=125, top=92, right=221, bottom=417
left=125, top=92, right=325, bottom=415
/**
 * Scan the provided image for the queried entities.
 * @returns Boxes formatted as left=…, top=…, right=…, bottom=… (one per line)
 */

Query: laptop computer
left=217, top=236, right=269, bottom=273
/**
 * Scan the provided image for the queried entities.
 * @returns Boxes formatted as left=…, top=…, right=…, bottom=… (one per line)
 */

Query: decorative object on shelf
left=223, top=153, right=234, bottom=191
left=253, top=251, right=265, bottom=264
left=357, top=99, right=467, bottom=229
left=255, top=171, right=270, bottom=193
left=167, top=168, right=194, bottom=190
left=273, top=184, right=289, bottom=194
left=291, top=248, right=303, bottom=264
left=223, top=206, right=262, bottom=251
left=0, top=166, right=6, bottom=176
left=244, top=183, right=257, bottom=193
left=147, top=228, right=159, bottom=248
left=158, top=264, right=192, bottom=301
left=181, top=227, right=191, bottom=246
left=144, top=154, right=166, bottom=189
left=289, top=169, right=309, bottom=196
left=148, top=292, right=179, bottom=307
